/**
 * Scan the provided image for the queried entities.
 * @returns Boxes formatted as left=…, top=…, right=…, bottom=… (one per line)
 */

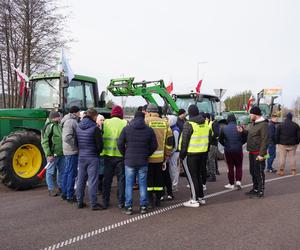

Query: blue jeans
left=62, top=155, right=78, bottom=199
left=125, top=165, right=148, bottom=207
left=46, top=156, right=65, bottom=191
left=267, top=144, right=276, bottom=170
left=76, top=157, right=100, bottom=207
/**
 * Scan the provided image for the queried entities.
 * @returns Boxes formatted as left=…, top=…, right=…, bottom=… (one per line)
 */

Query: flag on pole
left=246, top=95, right=255, bottom=112
left=196, top=79, right=202, bottom=94
left=58, top=48, right=74, bottom=83
left=166, top=82, right=173, bottom=94
left=12, top=65, right=29, bottom=96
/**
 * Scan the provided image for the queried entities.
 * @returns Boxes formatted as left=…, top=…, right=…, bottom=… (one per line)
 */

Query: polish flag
left=166, top=82, right=173, bottom=94
left=12, top=65, right=29, bottom=96
left=196, top=79, right=202, bottom=94
left=246, top=95, right=255, bottom=112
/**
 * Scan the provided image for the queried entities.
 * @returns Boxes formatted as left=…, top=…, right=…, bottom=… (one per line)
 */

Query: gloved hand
left=162, top=161, right=167, bottom=171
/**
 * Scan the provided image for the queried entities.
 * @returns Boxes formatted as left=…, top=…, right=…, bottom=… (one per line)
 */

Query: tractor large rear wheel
left=0, top=130, right=46, bottom=190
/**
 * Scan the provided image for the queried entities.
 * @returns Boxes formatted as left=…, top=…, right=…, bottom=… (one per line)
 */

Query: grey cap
left=49, top=111, right=60, bottom=119
left=146, top=103, right=158, bottom=113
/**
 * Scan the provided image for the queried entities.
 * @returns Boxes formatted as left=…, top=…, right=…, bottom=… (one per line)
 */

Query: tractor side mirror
left=98, top=91, right=106, bottom=107
left=62, top=76, right=69, bottom=88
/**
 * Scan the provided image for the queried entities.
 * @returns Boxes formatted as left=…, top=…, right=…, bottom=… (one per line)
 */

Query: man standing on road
left=118, top=111, right=158, bottom=215
left=76, top=108, right=103, bottom=210
left=180, top=105, right=211, bottom=207
left=276, top=112, right=300, bottom=176
left=145, top=103, right=173, bottom=208
left=242, top=107, right=269, bottom=199
left=102, top=105, right=127, bottom=209
left=41, top=111, right=65, bottom=197
left=61, top=106, right=80, bottom=202
left=267, top=114, right=278, bottom=173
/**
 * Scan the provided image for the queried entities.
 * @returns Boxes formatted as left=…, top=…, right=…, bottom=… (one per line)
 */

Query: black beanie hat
left=69, top=106, right=80, bottom=114
left=134, top=111, right=145, bottom=119
left=178, top=108, right=186, bottom=116
left=49, top=111, right=60, bottom=119
left=286, top=112, right=293, bottom=120
left=250, top=106, right=262, bottom=116
left=188, top=105, right=199, bottom=118
left=227, top=113, right=237, bottom=123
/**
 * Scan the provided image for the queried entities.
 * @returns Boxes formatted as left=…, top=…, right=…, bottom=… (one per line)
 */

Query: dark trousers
left=76, top=157, right=100, bottom=207
left=147, top=163, right=164, bottom=200
left=249, top=154, right=265, bottom=193
left=103, top=156, right=125, bottom=207
left=225, top=151, right=243, bottom=185
left=267, top=144, right=276, bottom=170
left=162, top=163, right=173, bottom=196
left=183, top=153, right=207, bottom=200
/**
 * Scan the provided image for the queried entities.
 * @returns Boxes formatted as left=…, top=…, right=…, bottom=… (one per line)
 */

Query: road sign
left=214, top=89, right=227, bottom=99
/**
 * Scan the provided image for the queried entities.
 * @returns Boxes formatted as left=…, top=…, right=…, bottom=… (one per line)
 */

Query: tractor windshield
left=32, top=79, right=60, bottom=109
left=176, top=97, right=216, bottom=114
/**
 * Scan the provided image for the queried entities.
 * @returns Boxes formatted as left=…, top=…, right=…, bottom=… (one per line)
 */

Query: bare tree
left=0, top=0, right=70, bottom=108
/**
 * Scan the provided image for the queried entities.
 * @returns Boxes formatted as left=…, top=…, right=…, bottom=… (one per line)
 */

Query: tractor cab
left=29, top=73, right=103, bottom=112
left=173, top=92, right=219, bottom=115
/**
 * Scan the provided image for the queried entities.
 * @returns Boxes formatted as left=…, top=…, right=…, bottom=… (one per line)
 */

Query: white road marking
left=42, top=174, right=299, bottom=250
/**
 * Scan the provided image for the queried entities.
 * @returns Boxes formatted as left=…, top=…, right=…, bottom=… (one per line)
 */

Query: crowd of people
left=41, top=104, right=300, bottom=214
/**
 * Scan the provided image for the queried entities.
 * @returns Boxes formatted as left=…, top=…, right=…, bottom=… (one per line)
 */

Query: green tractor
left=107, top=77, right=220, bottom=115
left=0, top=72, right=109, bottom=190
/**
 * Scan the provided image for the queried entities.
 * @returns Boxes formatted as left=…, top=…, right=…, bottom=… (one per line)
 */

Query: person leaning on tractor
left=76, top=108, right=103, bottom=210
left=41, top=111, right=65, bottom=197
left=102, top=105, right=128, bottom=209
left=179, top=105, right=211, bottom=207
left=60, top=106, right=81, bottom=202
left=145, top=103, right=174, bottom=208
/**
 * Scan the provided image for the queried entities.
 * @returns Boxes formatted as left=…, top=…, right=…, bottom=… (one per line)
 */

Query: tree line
left=0, top=0, right=69, bottom=108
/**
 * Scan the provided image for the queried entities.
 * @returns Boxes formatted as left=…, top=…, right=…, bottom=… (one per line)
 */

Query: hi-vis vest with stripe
left=148, top=120, right=168, bottom=160
left=101, top=117, right=127, bottom=157
left=179, top=121, right=210, bottom=153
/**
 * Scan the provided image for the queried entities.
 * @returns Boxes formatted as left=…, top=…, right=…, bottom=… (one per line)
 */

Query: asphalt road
left=1, top=152, right=300, bottom=250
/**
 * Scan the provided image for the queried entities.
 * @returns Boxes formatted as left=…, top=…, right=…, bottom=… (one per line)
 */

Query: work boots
left=277, top=169, right=284, bottom=176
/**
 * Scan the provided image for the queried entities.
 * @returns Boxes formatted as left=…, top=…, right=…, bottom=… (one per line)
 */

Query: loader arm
left=107, top=77, right=179, bottom=114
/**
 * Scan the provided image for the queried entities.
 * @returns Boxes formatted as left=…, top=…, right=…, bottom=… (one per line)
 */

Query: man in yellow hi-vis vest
left=102, top=105, right=127, bottom=209
left=179, top=105, right=211, bottom=208
left=145, top=104, right=173, bottom=208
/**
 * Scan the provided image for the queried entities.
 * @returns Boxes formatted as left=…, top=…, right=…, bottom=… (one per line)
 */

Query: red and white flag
left=196, top=79, right=202, bottom=94
left=12, top=65, right=29, bottom=96
left=246, top=95, right=255, bottom=112
left=166, top=82, right=173, bottom=94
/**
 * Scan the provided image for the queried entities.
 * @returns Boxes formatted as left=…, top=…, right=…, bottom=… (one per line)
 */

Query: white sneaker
left=183, top=199, right=199, bottom=208
left=236, top=181, right=242, bottom=190
left=224, top=184, right=235, bottom=189
left=198, top=198, right=206, bottom=205
left=203, top=184, right=207, bottom=191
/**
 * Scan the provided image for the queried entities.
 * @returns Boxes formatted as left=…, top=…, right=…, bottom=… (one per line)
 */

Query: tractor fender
left=13, top=126, right=41, bottom=135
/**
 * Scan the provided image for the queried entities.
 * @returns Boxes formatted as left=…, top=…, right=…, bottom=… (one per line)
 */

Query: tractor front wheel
left=0, top=130, right=46, bottom=190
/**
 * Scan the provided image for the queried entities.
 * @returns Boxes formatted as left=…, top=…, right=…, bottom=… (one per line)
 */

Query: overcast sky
left=62, top=0, right=300, bottom=108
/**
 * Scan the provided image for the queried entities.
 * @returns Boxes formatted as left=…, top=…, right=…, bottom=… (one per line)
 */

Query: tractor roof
left=30, top=72, right=97, bottom=84
left=174, top=93, right=220, bottom=102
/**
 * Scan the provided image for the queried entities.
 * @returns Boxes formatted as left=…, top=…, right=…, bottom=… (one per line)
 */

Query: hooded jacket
left=117, top=117, right=158, bottom=166
left=180, top=114, right=211, bottom=159
left=76, top=116, right=103, bottom=157
left=61, top=113, right=80, bottom=155
left=276, top=118, right=300, bottom=145
left=246, top=118, right=269, bottom=156
left=41, top=120, right=63, bottom=157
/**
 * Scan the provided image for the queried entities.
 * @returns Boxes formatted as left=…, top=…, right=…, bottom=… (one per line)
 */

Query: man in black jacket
left=118, top=111, right=158, bottom=215
left=241, top=107, right=269, bottom=199
left=276, top=112, right=300, bottom=176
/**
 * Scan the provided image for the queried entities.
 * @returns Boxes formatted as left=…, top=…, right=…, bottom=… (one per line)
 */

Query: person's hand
left=162, top=162, right=167, bottom=171
left=257, top=155, right=264, bottom=161
left=47, top=156, right=54, bottom=163
left=236, top=126, right=243, bottom=133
